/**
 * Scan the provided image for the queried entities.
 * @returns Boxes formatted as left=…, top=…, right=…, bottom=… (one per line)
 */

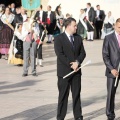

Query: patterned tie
left=69, top=36, right=74, bottom=48
left=118, top=34, right=120, bottom=47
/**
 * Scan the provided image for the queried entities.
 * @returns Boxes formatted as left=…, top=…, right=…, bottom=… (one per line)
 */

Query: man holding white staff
left=102, top=18, right=120, bottom=120
left=54, top=18, right=86, bottom=120
left=84, top=3, right=95, bottom=41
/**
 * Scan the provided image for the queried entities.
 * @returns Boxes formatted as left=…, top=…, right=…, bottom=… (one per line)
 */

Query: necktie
left=118, top=34, right=120, bottom=47
left=69, top=36, right=74, bottom=48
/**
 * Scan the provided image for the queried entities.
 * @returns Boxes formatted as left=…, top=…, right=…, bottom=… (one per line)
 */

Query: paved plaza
left=0, top=39, right=120, bottom=120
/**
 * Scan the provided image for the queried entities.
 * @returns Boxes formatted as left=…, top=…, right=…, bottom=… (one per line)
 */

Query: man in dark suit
left=54, top=18, right=86, bottom=120
left=46, top=5, right=56, bottom=43
left=84, top=3, right=95, bottom=41
left=10, top=3, right=16, bottom=14
left=95, top=5, right=105, bottom=39
left=34, top=5, right=47, bottom=66
left=102, top=18, right=120, bottom=120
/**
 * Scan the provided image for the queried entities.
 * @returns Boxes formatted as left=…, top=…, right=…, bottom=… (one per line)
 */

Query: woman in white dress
left=77, top=9, right=87, bottom=40
left=101, top=11, right=115, bottom=39
left=54, top=5, right=64, bottom=36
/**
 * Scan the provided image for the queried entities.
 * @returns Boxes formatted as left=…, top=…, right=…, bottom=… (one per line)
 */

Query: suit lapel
left=74, top=35, right=78, bottom=52
left=50, top=12, right=52, bottom=21
left=112, top=32, right=120, bottom=52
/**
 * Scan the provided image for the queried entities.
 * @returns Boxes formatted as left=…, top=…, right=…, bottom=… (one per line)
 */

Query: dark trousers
left=95, top=21, right=103, bottom=39
left=0, top=53, right=2, bottom=59
left=57, top=75, right=83, bottom=120
left=106, top=77, right=120, bottom=119
left=37, top=44, right=42, bottom=59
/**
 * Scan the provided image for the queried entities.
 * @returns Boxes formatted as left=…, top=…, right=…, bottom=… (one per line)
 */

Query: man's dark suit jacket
left=102, top=32, right=120, bottom=78
left=54, top=32, right=86, bottom=77
left=95, top=10, right=105, bottom=22
left=46, top=11, right=56, bottom=24
left=84, top=7, right=95, bottom=23
left=34, top=11, right=47, bottom=23
left=10, top=8, right=16, bottom=15
left=46, top=11, right=56, bottom=34
left=13, top=14, right=24, bottom=27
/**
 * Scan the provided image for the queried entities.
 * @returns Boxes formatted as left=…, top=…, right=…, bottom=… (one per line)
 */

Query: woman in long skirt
left=0, top=7, right=14, bottom=60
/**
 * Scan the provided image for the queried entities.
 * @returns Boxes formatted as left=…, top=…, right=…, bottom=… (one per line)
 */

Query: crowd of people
left=0, top=2, right=115, bottom=64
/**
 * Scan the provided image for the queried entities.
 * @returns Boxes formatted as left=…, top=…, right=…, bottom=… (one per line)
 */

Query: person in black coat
left=10, top=3, right=16, bottom=15
left=84, top=3, right=95, bottom=41
left=46, top=5, right=56, bottom=43
left=54, top=18, right=86, bottom=120
left=34, top=5, right=47, bottom=66
left=95, top=5, right=105, bottom=39
left=13, top=7, right=27, bottom=27
left=102, top=18, right=120, bottom=120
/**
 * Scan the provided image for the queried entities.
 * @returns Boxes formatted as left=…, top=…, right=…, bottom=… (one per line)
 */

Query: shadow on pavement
left=0, top=93, right=109, bottom=120
left=0, top=80, right=43, bottom=95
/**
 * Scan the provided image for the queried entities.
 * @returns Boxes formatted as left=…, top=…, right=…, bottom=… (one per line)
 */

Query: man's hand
left=40, top=41, right=43, bottom=45
left=37, top=20, right=40, bottom=23
left=90, top=22, right=93, bottom=25
left=111, top=69, right=119, bottom=77
left=70, top=62, right=79, bottom=72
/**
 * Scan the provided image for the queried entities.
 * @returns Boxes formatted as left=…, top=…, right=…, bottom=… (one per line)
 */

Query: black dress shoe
left=75, top=118, right=82, bottom=120
left=22, top=74, right=28, bottom=77
left=75, top=117, right=83, bottom=120
left=32, top=73, right=38, bottom=76
left=46, top=41, right=52, bottom=43
left=108, top=117, right=115, bottom=120
left=40, top=65, right=43, bottom=67
left=86, top=39, right=90, bottom=41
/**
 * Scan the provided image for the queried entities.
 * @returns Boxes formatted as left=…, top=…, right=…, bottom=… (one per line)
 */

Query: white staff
left=37, top=30, right=46, bottom=49
left=63, top=60, right=91, bottom=79
left=114, top=62, right=120, bottom=87
left=87, top=19, right=94, bottom=29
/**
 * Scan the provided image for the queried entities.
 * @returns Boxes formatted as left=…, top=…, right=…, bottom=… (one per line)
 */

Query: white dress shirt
left=85, top=8, right=90, bottom=20
left=96, top=10, right=100, bottom=20
left=65, top=31, right=74, bottom=42
left=39, top=11, right=43, bottom=21
left=47, top=11, right=51, bottom=18
left=11, top=8, right=15, bottom=12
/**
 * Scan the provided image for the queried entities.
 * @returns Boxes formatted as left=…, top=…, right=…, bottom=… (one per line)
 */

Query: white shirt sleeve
left=15, top=23, right=29, bottom=41
left=14, top=31, right=26, bottom=41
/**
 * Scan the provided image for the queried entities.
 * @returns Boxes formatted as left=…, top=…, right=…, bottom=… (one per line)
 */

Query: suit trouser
left=57, top=75, right=83, bottom=120
left=23, top=41, right=37, bottom=74
left=37, top=44, right=42, bottom=59
left=106, top=77, right=120, bottom=119
left=95, top=21, right=103, bottom=39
